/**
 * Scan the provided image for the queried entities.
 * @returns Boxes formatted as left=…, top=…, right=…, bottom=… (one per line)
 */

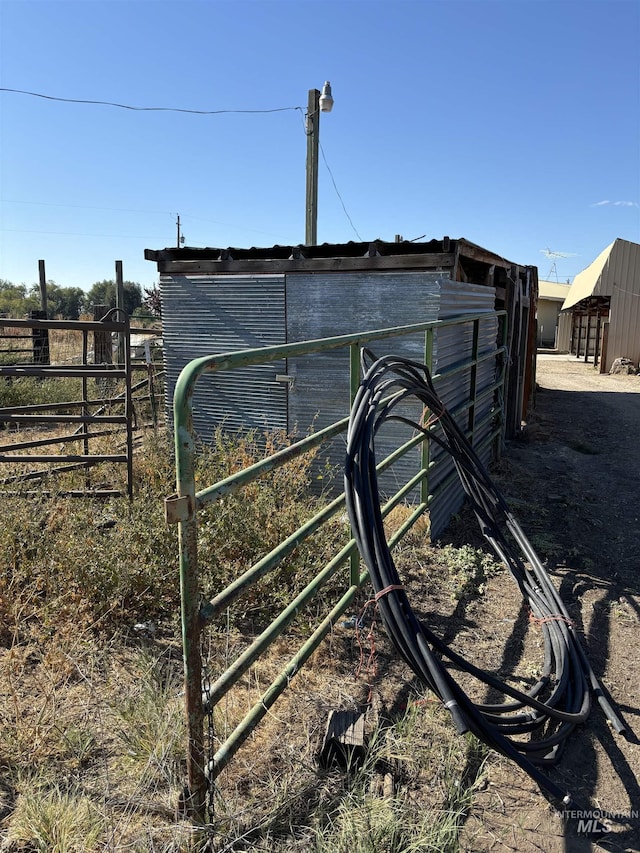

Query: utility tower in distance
left=540, top=247, right=577, bottom=282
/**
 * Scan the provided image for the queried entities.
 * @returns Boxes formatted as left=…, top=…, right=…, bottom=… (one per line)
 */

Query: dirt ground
left=2, top=352, right=637, bottom=852
left=456, top=354, right=640, bottom=853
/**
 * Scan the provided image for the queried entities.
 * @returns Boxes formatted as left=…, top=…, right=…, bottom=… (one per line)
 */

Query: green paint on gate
left=165, top=313, right=507, bottom=822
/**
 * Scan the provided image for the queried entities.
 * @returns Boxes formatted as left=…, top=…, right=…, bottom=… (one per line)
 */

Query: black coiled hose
left=344, top=351, right=626, bottom=807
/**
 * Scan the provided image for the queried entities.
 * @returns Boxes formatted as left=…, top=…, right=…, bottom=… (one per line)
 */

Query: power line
left=0, top=87, right=302, bottom=115
left=175, top=212, right=287, bottom=240
left=3, top=87, right=362, bottom=243
left=1, top=228, right=163, bottom=239
left=0, top=201, right=289, bottom=243
left=292, top=106, right=362, bottom=242
left=319, top=142, right=362, bottom=241
left=1, top=199, right=173, bottom=216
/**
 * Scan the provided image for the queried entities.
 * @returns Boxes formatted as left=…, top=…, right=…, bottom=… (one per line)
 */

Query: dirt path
left=460, top=354, right=640, bottom=852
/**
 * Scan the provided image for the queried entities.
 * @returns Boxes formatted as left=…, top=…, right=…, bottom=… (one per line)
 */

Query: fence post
left=173, top=368, right=207, bottom=822
left=38, top=260, right=48, bottom=318
left=29, top=309, right=50, bottom=365
left=349, top=342, right=361, bottom=586
left=115, top=261, right=126, bottom=366
left=93, top=305, right=112, bottom=365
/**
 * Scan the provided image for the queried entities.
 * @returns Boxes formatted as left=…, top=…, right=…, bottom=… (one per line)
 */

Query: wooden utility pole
left=305, top=89, right=320, bottom=246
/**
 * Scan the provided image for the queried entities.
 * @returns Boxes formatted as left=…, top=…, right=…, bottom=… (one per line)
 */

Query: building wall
left=537, top=299, right=562, bottom=347
left=159, top=269, right=499, bottom=539
left=605, top=240, right=640, bottom=370
left=562, top=240, right=640, bottom=371
left=160, top=274, right=288, bottom=438
left=556, top=311, right=572, bottom=352
left=285, top=271, right=497, bottom=536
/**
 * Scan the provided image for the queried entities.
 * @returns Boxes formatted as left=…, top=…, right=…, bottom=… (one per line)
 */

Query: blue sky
left=1, top=0, right=639, bottom=291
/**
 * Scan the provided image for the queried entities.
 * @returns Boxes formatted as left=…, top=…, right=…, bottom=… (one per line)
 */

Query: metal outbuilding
left=146, top=237, right=537, bottom=537
left=561, top=238, right=640, bottom=372
left=146, top=237, right=537, bottom=434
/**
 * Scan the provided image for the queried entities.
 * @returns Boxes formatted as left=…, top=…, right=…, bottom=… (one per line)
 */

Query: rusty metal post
left=170, top=367, right=206, bottom=822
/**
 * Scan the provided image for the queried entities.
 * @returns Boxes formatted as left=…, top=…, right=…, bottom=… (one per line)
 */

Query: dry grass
left=0, top=322, right=98, bottom=366
left=0, top=419, right=506, bottom=852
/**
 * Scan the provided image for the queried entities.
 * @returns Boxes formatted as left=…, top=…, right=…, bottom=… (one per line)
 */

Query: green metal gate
left=164, top=312, right=507, bottom=821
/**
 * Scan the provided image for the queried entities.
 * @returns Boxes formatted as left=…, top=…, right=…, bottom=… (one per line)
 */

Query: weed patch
left=0, top=420, right=507, bottom=851
left=4, top=786, right=104, bottom=852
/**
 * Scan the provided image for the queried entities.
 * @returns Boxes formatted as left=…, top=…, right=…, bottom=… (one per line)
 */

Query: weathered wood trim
left=457, top=239, right=513, bottom=270
left=486, top=264, right=496, bottom=288
left=152, top=253, right=456, bottom=275
left=452, top=242, right=461, bottom=281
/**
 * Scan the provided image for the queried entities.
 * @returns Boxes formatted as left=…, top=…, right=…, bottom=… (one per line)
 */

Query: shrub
left=0, top=426, right=346, bottom=648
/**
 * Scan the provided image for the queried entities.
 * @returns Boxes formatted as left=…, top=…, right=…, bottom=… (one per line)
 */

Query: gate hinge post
left=165, top=493, right=193, bottom=524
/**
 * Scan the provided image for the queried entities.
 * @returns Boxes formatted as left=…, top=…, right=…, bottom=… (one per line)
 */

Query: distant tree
left=55, top=286, right=85, bottom=319
left=27, top=281, right=85, bottom=319
left=142, top=284, right=162, bottom=319
left=0, top=280, right=40, bottom=317
left=84, top=280, right=143, bottom=317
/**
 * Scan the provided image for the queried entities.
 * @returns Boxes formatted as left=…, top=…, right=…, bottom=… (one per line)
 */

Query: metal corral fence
left=0, top=309, right=51, bottom=364
left=165, top=311, right=507, bottom=821
left=0, top=311, right=164, bottom=497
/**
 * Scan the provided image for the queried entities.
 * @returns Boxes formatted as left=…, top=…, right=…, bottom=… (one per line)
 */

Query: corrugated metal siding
left=160, top=274, right=287, bottom=437
left=556, top=311, right=572, bottom=352
left=428, top=282, right=497, bottom=537
left=160, top=269, right=501, bottom=541
left=603, top=240, right=640, bottom=370
left=286, top=271, right=443, bottom=499
left=286, top=273, right=498, bottom=538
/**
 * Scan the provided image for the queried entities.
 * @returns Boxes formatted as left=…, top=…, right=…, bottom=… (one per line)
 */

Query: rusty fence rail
left=0, top=309, right=51, bottom=364
left=165, top=311, right=507, bottom=821
left=0, top=310, right=134, bottom=497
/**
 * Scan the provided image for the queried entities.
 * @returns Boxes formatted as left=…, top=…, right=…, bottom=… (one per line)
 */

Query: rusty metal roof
left=144, top=236, right=520, bottom=274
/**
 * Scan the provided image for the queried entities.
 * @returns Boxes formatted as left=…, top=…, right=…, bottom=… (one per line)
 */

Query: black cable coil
left=344, top=350, right=626, bottom=809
